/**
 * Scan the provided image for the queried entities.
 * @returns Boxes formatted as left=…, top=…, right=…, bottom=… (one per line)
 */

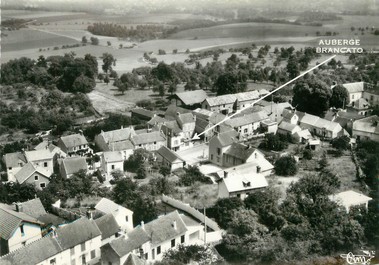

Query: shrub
left=303, top=149, right=313, bottom=160
left=274, top=156, right=298, bottom=176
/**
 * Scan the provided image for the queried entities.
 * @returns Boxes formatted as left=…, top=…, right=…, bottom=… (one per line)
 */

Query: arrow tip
left=192, top=133, right=200, bottom=141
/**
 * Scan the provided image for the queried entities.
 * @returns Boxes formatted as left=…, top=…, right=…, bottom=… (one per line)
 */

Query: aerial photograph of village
left=0, top=0, right=378, bottom=264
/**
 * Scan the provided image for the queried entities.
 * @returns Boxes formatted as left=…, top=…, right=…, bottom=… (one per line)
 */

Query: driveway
left=177, top=143, right=209, bottom=166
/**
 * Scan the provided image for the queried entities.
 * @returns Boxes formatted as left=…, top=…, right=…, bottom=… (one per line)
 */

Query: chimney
left=121, top=125, right=124, bottom=129
left=15, top=203, right=23, bottom=212
left=172, top=220, right=177, bottom=230
left=256, top=166, right=261, bottom=173
left=86, top=210, right=93, bottom=220
left=224, top=171, right=228, bottom=178
left=176, top=112, right=180, bottom=116
left=141, top=221, right=145, bottom=229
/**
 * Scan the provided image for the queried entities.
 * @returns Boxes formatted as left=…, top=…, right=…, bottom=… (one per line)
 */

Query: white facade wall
left=8, top=223, right=42, bottom=253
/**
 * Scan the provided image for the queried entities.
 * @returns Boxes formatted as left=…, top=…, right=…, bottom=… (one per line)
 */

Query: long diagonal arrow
left=192, top=54, right=336, bottom=140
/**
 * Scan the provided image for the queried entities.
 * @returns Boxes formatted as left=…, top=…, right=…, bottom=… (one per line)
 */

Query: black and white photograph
left=0, top=0, right=378, bottom=264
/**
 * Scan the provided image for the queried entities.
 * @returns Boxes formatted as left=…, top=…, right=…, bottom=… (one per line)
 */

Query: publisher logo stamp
left=340, top=251, right=375, bottom=265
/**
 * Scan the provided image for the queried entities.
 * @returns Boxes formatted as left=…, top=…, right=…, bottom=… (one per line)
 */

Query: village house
left=164, top=105, right=192, bottom=120
left=57, top=133, right=91, bottom=157
left=95, top=198, right=134, bottom=233
left=225, top=111, right=268, bottom=138
left=34, top=141, right=67, bottom=159
left=192, top=108, right=227, bottom=142
left=14, top=162, right=51, bottom=190
left=324, top=109, right=365, bottom=134
left=352, top=115, right=379, bottom=142
left=94, top=213, right=121, bottom=246
left=341, top=81, right=364, bottom=103
left=3, top=152, right=27, bottom=182
left=131, top=131, right=166, bottom=151
left=260, top=119, right=278, bottom=134
left=293, top=129, right=313, bottom=144
left=329, top=190, right=372, bottom=213
left=217, top=163, right=269, bottom=200
left=131, top=108, right=156, bottom=121
left=94, top=127, right=136, bottom=159
left=299, top=113, right=346, bottom=139
left=171, top=89, right=208, bottom=108
left=59, top=156, right=88, bottom=179
left=0, top=204, right=44, bottom=256
left=0, top=218, right=102, bottom=265
left=101, top=151, right=124, bottom=179
left=261, top=102, right=292, bottom=123
left=209, top=129, right=240, bottom=167
left=277, top=121, right=302, bottom=136
left=363, top=88, right=379, bottom=107
left=221, top=143, right=274, bottom=175
left=234, top=91, right=260, bottom=111
left=201, top=94, right=236, bottom=114
left=101, top=210, right=204, bottom=264
left=347, top=98, right=371, bottom=116
left=156, top=146, right=186, bottom=172
left=24, top=149, right=55, bottom=176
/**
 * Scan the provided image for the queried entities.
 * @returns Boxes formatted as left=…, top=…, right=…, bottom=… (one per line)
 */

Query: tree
left=158, top=83, right=165, bottom=97
left=90, top=36, right=99, bottom=45
left=303, top=149, right=313, bottom=160
left=331, top=135, right=350, bottom=150
left=82, top=36, right=87, bottom=44
left=102, top=53, right=116, bottom=73
left=292, top=78, right=332, bottom=117
left=72, top=75, right=96, bottom=93
left=209, top=197, right=244, bottom=229
left=180, top=166, right=212, bottom=186
left=286, top=55, right=300, bottom=79
left=158, top=49, right=166, bottom=55
left=151, top=62, right=175, bottom=82
left=214, top=71, right=247, bottom=95
left=107, top=41, right=111, bottom=46
left=330, top=85, right=349, bottom=108
left=258, top=133, right=288, bottom=151
left=159, top=166, right=171, bottom=177
left=173, top=49, right=178, bottom=54
left=104, top=75, right=110, bottom=84
left=274, top=156, right=298, bottom=176
left=160, top=245, right=218, bottom=265
left=318, top=152, right=329, bottom=170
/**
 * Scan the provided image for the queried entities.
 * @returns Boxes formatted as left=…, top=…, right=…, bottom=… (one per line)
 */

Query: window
left=81, top=255, right=86, bottom=265
left=210, top=154, right=213, bottom=161
left=71, top=259, right=75, bottom=265
left=70, top=248, right=75, bottom=256
left=154, top=141, right=156, bottom=144
left=108, top=262, right=113, bottom=265
left=171, top=239, right=175, bottom=247
left=352, top=95, right=355, bottom=99
left=50, top=258, right=56, bottom=264
left=115, top=232, right=119, bottom=238
left=181, top=235, right=185, bottom=243
left=217, top=157, right=220, bottom=162
left=91, top=250, right=96, bottom=259
left=145, top=253, right=148, bottom=260
left=157, top=246, right=161, bottom=255
left=81, top=242, right=86, bottom=252
left=217, top=148, right=221, bottom=155
left=244, top=128, right=248, bottom=133
left=40, top=183, right=46, bottom=188
left=20, top=224, right=25, bottom=236
left=21, top=241, right=26, bottom=246
left=125, top=216, right=129, bottom=222
left=111, top=165, right=115, bottom=170
left=34, top=175, right=39, bottom=181
left=44, top=162, right=48, bottom=167
left=8, top=167, right=12, bottom=170
left=152, top=249, right=155, bottom=260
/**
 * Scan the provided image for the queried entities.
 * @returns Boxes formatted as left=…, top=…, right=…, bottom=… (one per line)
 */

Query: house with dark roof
left=352, top=115, right=379, bottom=142
left=217, top=163, right=269, bottom=200
left=95, top=127, right=136, bottom=159
left=0, top=205, right=44, bottom=255
left=201, top=94, right=236, bottom=114
left=14, top=162, right=51, bottom=190
left=131, top=131, right=166, bottom=152
left=94, top=213, right=121, bottom=246
left=225, top=111, right=268, bottom=138
left=59, top=157, right=88, bottom=179
left=131, top=108, right=156, bottom=121
left=57, top=133, right=91, bottom=157
left=156, top=146, right=185, bottom=171
left=171, top=89, right=207, bottom=108
left=0, top=218, right=102, bottom=265
left=101, top=211, right=203, bottom=264
left=95, top=198, right=134, bottom=233
left=164, top=105, right=191, bottom=120
left=208, top=129, right=240, bottom=167
left=277, top=121, right=302, bottom=136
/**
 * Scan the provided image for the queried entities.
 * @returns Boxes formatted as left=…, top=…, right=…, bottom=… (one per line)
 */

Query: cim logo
left=340, top=251, right=375, bottom=265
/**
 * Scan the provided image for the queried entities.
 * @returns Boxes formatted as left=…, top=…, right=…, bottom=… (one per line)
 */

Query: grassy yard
left=173, top=183, right=219, bottom=209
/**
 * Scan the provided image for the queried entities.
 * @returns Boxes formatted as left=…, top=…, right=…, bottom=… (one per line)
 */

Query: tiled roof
left=195, top=118, right=210, bottom=133
left=175, top=90, right=207, bottom=106
left=55, top=218, right=101, bottom=250
left=108, top=228, right=150, bottom=258
left=100, top=127, right=136, bottom=144
left=157, top=146, right=184, bottom=163
left=281, top=109, right=297, bottom=120
left=61, top=157, right=87, bottom=176
left=0, top=206, right=42, bottom=240
left=213, top=130, right=239, bottom=147
left=147, top=116, right=167, bottom=126
left=131, top=108, right=155, bottom=118
left=3, top=152, right=27, bottom=168
left=342, top=82, right=364, bottom=93
left=17, top=198, right=47, bottom=219
left=165, top=105, right=191, bottom=119
left=300, top=113, right=320, bottom=126
left=353, top=115, right=379, bottom=134
left=123, top=254, right=146, bottom=265
left=24, top=149, right=54, bottom=162
left=226, top=111, right=268, bottom=128
left=314, top=118, right=342, bottom=132
left=176, top=113, right=195, bottom=124
left=131, top=131, right=166, bottom=145
left=95, top=198, right=133, bottom=215
left=14, top=162, right=51, bottom=184
left=278, top=121, right=301, bottom=132
left=221, top=165, right=268, bottom=193
left=161, top=121, right=182, bottom=135
left=234, top=91, right=260, bottom=102
left=223, top=143, right=255, bottom=161
left=95, top=213, right=120, bottom=240
left=0, top=236, right=62, bottom=265
left=205, top=94, right=236, bottom=107
left=103, top=151, right=124, bottom=163
left=60, top=134, right=88, bottom=148
left=108, top=140, right=134, bottom=151
left=329, top=190, right=372, bottom=209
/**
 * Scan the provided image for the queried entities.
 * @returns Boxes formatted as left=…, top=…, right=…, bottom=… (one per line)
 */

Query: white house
left=352, top=115, right=379, bottom=142
left=24, top=149, right=55, bottom=176
left=156, top=146, right=186, bottom=172
left=329, top=190, right=372, bottom=213
left=342, top=81, right=364, bottom=103
left=0, top=205, right=44, bottom=256
left=95, top=198, right=134, bottom=233
left=57, top=134, right=91, bottom=156
left=217, top=163, right=269, bottom=200
left=14, top=162, right=51, bottom=190
left=94, top=213, right=121, bottom=246
left=59, top=157, right=88, bottom=179
left=101, top=151, right=124, bottom=179
left=101, top=211, right=204, bottom=264
left=277, top=121, right=302, bottom=136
